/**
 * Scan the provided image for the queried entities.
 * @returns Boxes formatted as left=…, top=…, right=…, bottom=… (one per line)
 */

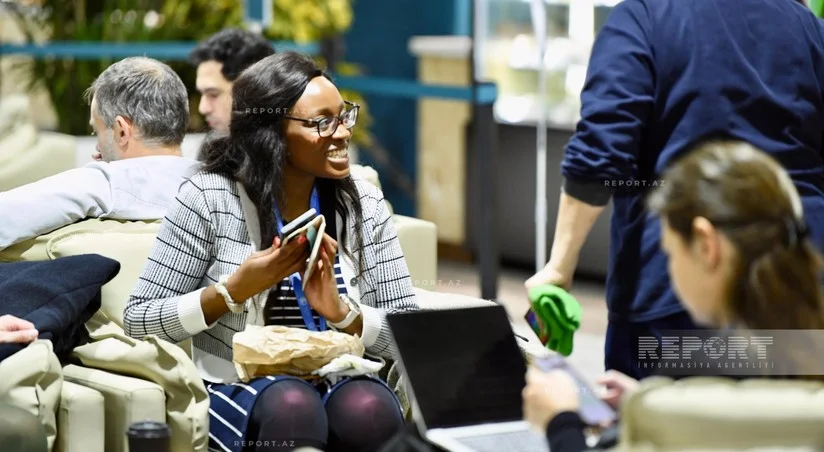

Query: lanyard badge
left=274, top=186, right=327, bottom=331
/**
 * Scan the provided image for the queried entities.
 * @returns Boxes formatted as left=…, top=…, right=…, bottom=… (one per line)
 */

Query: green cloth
left=810, top=0, right=824, bottom=17
left=528, top=284, right=583, bottom=357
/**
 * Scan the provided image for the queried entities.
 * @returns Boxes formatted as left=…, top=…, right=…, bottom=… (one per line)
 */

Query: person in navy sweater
left=526, top=0, right=824, bottom=379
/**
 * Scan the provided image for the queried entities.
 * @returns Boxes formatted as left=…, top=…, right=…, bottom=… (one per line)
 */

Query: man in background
left=0, top=56, right=200, bottom=250
left=190, top=28, right=276, bottom=134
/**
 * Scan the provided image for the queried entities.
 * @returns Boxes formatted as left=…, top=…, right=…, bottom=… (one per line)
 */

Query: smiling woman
left=123, top=51, right=419, bottom=452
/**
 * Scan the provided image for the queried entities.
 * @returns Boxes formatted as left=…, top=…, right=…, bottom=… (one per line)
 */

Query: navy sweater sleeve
left=545, top=411, right=588, bottom=452
left=561, top=0, right=656, bottom=206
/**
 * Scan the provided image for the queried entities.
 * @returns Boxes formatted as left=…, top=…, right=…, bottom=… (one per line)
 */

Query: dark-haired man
left=190, top=28, right=275, bottom=133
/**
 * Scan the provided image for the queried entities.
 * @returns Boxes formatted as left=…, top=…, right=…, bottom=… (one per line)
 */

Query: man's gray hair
left=84, top=57, right=189, bottom=146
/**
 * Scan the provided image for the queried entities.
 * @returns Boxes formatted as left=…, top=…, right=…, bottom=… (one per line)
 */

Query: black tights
left=245, top=378, right=404, bottom=452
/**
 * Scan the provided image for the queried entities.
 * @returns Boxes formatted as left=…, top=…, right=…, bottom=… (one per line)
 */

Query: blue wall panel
left=344, top=0, right=464, bottom=216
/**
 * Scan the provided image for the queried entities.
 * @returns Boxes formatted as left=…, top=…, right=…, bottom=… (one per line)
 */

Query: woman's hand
left=598, top=370, right=639, bottom=410
left=303, top=234, right=348, bottom=322
left=227, top=236, right=310, bottom=302
left=0, top=315, right=38, bottom=344
left=522, top=367, right=581, bottom=432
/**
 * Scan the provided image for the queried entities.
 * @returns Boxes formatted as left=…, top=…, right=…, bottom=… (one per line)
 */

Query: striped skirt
left=206, top=375, right=398, bottom=452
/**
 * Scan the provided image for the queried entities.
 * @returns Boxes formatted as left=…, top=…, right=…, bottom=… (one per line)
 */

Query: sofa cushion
left=72, top=321, right=209, bottom=452
left=0, top=340, right=62, bottom=451
left=62, top=365, right=166, bottom=452
left=0, top=255, right=120, bottom=362
left=0, top=218, right=154, bottom=263
left=57, top=381, right=105, bottom=452
left=44, top=220, right=161, bottom=325
left=621, top=376, right=824, bottom=450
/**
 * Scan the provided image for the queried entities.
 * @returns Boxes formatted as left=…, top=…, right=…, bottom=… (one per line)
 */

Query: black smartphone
left=534, top=355, right=617, bottom=427
left=279, top=208, right=318, bottom=242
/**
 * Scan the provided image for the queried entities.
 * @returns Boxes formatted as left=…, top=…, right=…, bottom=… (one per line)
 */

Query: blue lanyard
left=274, top=186, right=327, bottom=331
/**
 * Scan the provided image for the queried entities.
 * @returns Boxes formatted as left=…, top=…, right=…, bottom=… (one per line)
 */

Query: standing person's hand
left=227, top=236, right=310, bottom=301
left=522, top=367, right=580, bottom=432
left=598, top=370, right=640, bottom=410
left=303, top=234, right=348, bottom=322
left=525, top=265, right=572, bottom=291
left=0, top=315, right=38, bottom=344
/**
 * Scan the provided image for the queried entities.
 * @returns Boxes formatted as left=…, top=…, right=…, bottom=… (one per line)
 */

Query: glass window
left=477, top=0, right=622, bottom=127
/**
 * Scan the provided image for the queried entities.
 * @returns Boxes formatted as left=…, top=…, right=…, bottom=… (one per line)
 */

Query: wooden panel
left=416, top=55, right=472, bottom=245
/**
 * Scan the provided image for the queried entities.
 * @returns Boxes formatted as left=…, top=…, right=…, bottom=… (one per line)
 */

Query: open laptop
left=387, top=305, right=549, bottom=452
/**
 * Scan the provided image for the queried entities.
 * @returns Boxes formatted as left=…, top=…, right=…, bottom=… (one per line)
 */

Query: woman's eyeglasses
left=284, top=101, right=359, bottom=138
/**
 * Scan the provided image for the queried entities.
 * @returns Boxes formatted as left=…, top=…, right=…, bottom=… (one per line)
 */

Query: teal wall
left=343, top=0, right=469, bottom=216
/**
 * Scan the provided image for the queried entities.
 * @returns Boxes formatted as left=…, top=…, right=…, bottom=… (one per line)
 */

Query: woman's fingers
left=323, top=234, right=337, bottom=256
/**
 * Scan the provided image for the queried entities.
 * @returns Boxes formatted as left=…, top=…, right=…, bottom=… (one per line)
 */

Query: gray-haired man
left=0, top=57, right=201, bottom=250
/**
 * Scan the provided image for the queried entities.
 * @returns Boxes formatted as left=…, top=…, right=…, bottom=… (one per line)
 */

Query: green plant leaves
left=18, top=0, right=369, bottom=141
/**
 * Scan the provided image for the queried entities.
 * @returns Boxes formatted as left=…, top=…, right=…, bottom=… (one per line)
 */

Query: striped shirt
left=123, top=171, right=419, bottom=384
left=264, top=260, right=347, bottom=327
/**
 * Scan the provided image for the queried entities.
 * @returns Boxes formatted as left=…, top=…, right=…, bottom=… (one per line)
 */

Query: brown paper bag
left=232, top=325, right=365, bottom=382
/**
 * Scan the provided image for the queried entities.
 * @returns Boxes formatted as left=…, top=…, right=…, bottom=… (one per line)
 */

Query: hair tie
left=786, top=217, right=809, bottom=248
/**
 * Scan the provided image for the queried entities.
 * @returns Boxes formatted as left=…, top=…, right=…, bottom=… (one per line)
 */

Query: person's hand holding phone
left=522, top=366, right=581, bottom=432
left=598, top=370, right=639, bottom=410
left=226, top=235, right=310, bottom=302
left=303, top=234, right=348, bottom=322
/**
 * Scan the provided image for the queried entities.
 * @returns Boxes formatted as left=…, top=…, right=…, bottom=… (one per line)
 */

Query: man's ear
left=113, top=115, right=133, bottom=150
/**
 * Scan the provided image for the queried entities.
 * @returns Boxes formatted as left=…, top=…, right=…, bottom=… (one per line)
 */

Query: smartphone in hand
left=535, top=355, right=617, bottom=426
left=279, top=208, right=318, bottom=245
left=525, top=308, right=549, bottom=346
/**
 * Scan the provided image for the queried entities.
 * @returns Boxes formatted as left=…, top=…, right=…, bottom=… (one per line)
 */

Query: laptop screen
left=388, top=306, right=527, bottom=429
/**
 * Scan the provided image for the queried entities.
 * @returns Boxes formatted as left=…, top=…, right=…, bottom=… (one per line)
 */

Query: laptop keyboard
left=455, top=430, right=549, bottom=452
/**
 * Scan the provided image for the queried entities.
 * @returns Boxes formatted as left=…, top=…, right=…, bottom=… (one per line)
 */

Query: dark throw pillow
left=0, top=254, right=120, bottom=362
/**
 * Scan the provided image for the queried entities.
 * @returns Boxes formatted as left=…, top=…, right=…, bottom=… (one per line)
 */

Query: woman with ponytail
left=123, top=52, right=418, bottom=452
left=523, top=139, right=824, bottom=451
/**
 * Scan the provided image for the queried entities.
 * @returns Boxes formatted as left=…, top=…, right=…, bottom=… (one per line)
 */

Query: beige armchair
left=0, top=164, right=439, bottom=452
left=616, top=376, right=824, bottom=450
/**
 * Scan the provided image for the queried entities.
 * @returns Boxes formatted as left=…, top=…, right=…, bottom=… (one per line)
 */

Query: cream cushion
left=71, top=322, right=209, bottom=452
left=62, top=364, right=166, bottom=452
left=56, top=381, right=105, bottom=452
left=619, top=376, right=824, bottom=451
left=45, top=220, right=162, bottom=325
left=0, top=340, right=62, bottom=451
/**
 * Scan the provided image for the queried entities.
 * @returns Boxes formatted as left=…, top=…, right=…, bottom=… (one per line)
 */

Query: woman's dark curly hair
left=199, top=51, right=365, bottom=275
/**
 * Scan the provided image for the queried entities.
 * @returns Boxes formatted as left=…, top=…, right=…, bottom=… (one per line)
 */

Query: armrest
left=414, top=287, right=495, bottom=310
left=63, top=365, right=166, bottom=452
left=394, top=215, right=437, bottom=287
left=57, top=381, right=105, bottom=452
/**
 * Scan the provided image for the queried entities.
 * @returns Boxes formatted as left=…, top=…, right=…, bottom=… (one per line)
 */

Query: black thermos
left=127, top=420, right=171, bottom=452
